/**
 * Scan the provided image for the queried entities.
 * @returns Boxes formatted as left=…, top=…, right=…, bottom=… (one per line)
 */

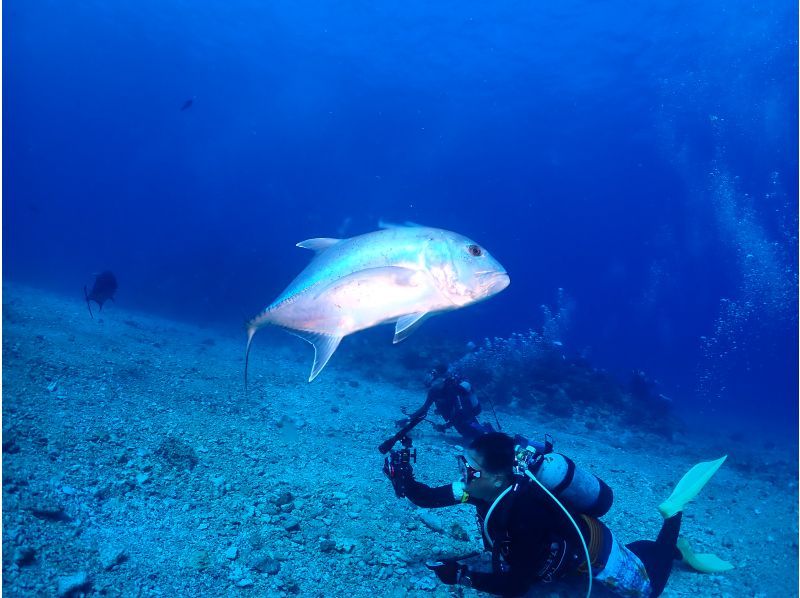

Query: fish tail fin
left=244, top=310, right=274, bottom=389
left=244, top=324, right=258, bottom=390
left=84, top=286, right=94, bottom=319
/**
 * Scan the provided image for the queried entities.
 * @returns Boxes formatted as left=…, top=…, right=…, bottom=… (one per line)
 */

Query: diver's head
left=424, top=363, right=449, bottom=387
left=460, top=432, right=515, bottom=501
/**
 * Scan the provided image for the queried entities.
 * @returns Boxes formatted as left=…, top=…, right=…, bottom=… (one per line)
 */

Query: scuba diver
left=396, top=365, right=495, bottom=443
left=382, top=431, right=731, bottom=597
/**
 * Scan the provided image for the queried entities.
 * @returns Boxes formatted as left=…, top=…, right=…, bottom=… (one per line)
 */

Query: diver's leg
left=453, top=419, right=482, bottom=442
left=658, top=456, right=733, bottom=574
left=588, top=518, right=652, bottom=597
left=626, top=513, right=682, bottom=597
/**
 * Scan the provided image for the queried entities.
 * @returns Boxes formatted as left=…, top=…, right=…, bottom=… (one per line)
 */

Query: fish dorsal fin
left=393, top=312, right=429, bottom=344
left=378, top=219, right=424, bottom=229
left=286, top=330, right=343, bottom=381
left=296, top=238, right=342, bottom=253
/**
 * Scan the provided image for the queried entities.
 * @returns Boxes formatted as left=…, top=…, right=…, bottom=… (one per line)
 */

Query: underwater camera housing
left=379, top=413, right=424, bottom=499
left=387, top=435, right=416, bottom=498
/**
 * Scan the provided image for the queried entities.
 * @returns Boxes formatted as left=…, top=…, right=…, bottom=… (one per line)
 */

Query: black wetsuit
left=404, top=476, right=681, bottom=597
left=406, top=377, right=493, bottom=442
left=406, top=475, right=592, bottom=595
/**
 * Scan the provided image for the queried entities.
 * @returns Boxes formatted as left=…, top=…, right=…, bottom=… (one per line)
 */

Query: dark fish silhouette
left=180, top=98, right=194, bottom=111
left=84, top=271, right=118, bottom=319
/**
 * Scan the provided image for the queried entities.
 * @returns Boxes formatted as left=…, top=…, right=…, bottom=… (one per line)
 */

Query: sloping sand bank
left=3, top=284, right=797, bottom=596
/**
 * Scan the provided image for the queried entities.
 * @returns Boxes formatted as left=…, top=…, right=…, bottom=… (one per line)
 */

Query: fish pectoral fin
left=287, top=330, right=343, bottom=382
left=393, top=312, right=429, bottom=344
left=311, top=266, right=425, bottom=301
left=296, top=238, right=343, bottom=253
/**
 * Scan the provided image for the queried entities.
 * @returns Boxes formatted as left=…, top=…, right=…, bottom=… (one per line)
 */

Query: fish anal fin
left=286, top=330, right=343, bottom=382
left=296, top=238, right=343, bottom=253
left=393, top=312, right=429, bottom=344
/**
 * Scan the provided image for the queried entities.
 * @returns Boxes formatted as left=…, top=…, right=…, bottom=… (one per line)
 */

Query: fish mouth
left=477, top=270, right=510, bottom=295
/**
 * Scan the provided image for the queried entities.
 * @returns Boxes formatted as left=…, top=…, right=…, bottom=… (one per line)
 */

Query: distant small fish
left=84, top=271, right=118, bottom=319
left=180, top=97, right=195, bottom=111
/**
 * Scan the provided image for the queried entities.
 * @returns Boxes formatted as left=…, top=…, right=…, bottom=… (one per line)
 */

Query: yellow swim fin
left=677, top=537, right=734, bottom=573
left=658, top=455, right=727, bottom=519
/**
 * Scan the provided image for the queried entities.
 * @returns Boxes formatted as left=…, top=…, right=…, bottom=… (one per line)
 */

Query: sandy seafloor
left=2, top=284, right=797, bottom=597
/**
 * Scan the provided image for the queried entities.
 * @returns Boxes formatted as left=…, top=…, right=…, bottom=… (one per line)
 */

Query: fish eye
left=467, top=244, right=483, bottom=257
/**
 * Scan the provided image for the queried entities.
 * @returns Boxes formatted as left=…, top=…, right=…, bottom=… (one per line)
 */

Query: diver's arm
left=472, top=400, right=483, bottom=418
left=466, top=391, right=482, bottom=418
left=466, top=568, right=531, bottom=597
left=408, top=393, right=436, bottom=420
left=404, top=480, right=461, bottom=508
left=465, top=527, right=540, bottom=596
left=384, top=453, right=462, bottom=508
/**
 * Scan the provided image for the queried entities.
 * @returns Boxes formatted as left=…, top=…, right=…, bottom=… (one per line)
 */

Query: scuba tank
left=515, top=435, right=598, bottom=598
left=514, top=436, right=613, bottom=517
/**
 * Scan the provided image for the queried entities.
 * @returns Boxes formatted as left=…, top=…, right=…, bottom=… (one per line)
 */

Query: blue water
left=5, top=1, right=797, bottom=439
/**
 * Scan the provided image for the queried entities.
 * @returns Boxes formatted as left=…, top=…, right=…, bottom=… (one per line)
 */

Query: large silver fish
left=245, top=223, right=510, bottom=382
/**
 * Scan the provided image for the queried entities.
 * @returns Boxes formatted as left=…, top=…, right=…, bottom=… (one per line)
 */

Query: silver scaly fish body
left=246, top=224, right=509, bottom=382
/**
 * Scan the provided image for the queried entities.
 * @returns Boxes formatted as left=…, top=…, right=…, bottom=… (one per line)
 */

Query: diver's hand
left=426, top=559, right=468, bottom=585
left=383, top=455, right=412, bottom=498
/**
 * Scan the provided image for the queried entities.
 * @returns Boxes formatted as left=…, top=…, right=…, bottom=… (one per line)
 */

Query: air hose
left=525, top=469, right=592, bottom=598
